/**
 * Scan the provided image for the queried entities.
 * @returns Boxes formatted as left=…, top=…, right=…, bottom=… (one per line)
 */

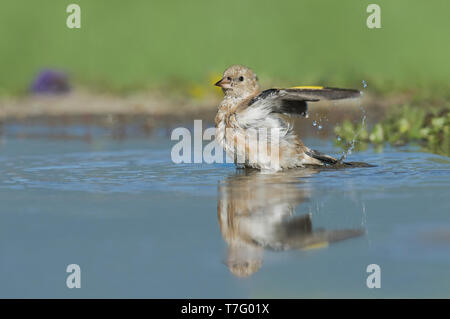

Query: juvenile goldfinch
left=214, top=64, right=361, bottom=171
left=218, top=169, right=365, bottom=277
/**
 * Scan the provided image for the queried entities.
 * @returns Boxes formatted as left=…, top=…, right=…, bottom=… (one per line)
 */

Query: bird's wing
left=281, top=86, right=361, bottom=102
left=236, top=86, right=361, bottom=128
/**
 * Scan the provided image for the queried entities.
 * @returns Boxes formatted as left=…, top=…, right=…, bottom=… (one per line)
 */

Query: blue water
left=0, top=135, right=449, bottom=298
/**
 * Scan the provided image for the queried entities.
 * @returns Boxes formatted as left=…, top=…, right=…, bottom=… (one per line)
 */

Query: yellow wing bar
left=289, top=86, right=324, bottom=90
left=301, top=241, right=329, bottom=251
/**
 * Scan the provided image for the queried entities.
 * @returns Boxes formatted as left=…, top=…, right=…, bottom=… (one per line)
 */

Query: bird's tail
left=304, top=148, right=374, bottom=168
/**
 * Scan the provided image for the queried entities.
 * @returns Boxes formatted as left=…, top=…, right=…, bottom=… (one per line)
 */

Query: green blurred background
left=1, top=0, right=450, bottom=95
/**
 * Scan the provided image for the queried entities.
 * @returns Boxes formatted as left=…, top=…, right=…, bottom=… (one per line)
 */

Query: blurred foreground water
left=0, top=121, right=449, bottom=298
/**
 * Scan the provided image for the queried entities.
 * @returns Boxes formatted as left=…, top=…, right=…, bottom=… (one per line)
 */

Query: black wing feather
left=248, top=89, right=279, bottom=106
left=278, top=99, right=308, bottom=117
left=283, top=87, right=361, bottom=101
left=248, top=89, right=309, bottom=117
left=247, top=87, right=361, bottom=118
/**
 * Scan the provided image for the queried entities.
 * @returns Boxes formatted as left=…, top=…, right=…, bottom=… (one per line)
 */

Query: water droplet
left=362, top=80, right=368, bottom=88
left=318, top=125, right=322, bottom=130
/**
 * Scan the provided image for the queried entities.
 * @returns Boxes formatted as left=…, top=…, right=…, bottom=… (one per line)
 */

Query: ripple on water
left=0, top=137, right=449, bottom=297
left=0, top=139, right=448, bottom=196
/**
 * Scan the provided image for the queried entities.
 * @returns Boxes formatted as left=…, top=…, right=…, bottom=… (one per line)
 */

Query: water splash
left=362, top=80, right=368, bottom=88
left=312, top=118, right=324, bottom=131
left=338, top=82, right=367, bottom=163
left=339, top=107, right=366, bottom=162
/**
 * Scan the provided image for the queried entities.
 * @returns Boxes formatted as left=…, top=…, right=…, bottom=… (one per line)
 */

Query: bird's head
left=215, top=65, right=260, bottom=98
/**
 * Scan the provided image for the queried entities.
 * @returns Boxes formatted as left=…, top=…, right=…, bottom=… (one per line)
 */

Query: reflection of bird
left=214, top=65, right=361, bottom=171
left=218, top=169, right=364, bottom=278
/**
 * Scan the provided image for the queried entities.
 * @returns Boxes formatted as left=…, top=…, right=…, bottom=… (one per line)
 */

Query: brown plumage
left=214, top=65, right=362, bottom=171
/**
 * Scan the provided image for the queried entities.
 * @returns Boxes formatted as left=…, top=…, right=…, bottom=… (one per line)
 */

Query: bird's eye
left=239, top=76, right=244, bottom=81
left=226, top=77, right=231, bottom=81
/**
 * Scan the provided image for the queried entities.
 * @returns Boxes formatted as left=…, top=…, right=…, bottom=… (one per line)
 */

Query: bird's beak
left=215, top=77, right=231, bottom=89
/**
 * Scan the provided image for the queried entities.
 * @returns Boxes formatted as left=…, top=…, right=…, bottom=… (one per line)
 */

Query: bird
left=214, top=64, right=362, bottom=171
left=217, top=169, right=365, bottom=277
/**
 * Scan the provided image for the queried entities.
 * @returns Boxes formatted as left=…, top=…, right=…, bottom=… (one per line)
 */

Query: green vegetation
left=1, top=1, right=449, bottom=156
left=335, top=105, right=450, bottom=156
left=1, top=0, right=450, bottom=95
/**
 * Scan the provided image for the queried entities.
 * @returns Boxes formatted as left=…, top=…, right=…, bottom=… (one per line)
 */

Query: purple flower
left=30, top=69, right=70, bottom=94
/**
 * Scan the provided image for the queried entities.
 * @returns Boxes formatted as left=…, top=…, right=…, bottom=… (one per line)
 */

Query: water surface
left=0, top=133, right=449, bottom=298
